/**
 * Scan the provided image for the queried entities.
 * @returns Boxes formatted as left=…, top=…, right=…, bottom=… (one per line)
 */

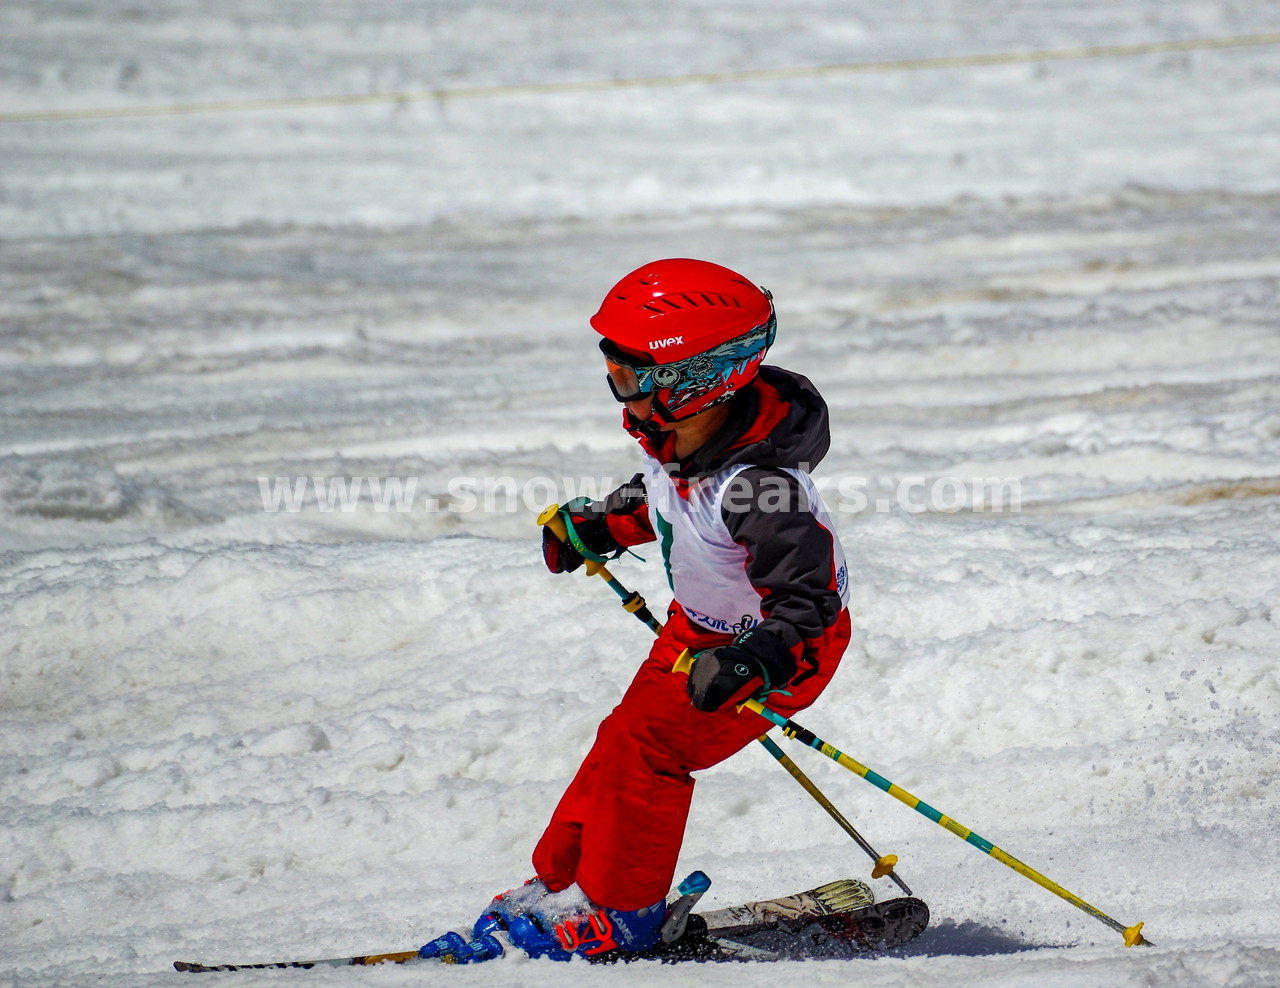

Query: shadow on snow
left=893, top=919, right=1061, bottom=957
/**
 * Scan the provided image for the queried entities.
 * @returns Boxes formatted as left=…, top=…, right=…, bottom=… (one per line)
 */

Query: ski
left=608, top=893, right=929, bottom=964
left=699, top=876, right=876, bottom=934
left=173, top=950, right=423, bottom=973
left=174, top=877, right=926, bottom=972
left=705, top=896, right=931, bottom=961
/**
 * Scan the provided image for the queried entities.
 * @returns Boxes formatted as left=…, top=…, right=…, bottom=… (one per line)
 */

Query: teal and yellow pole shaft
left=741, top=698, right=1151, bottom=947
left=756, top=734, right=912, bottom=896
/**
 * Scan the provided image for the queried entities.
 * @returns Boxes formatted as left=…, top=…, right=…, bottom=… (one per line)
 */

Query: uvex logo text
left=649, top=336, right=684, bottom=349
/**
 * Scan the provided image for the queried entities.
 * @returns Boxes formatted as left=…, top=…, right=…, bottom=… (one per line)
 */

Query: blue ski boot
left=471, top=879, right=667, bottom=961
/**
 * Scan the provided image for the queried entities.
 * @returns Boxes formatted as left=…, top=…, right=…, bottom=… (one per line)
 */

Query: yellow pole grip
left=538, top=503, right=568, bottom=541
left=539, top=502, right=618, bottom=582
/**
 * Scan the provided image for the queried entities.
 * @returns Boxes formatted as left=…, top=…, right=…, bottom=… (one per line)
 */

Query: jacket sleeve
left=574, top=472, right=655, bottom=551
left=720, top=467, right=844, bottom=678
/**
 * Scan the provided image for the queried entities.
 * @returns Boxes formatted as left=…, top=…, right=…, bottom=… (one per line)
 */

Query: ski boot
left=470, top=878, right=667, bottom=961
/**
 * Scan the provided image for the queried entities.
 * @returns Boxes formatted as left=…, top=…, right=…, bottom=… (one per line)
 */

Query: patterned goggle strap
left=599, top=314, right=776, bottom=404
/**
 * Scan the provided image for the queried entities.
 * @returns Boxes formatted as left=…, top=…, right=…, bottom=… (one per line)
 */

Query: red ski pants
left=532, top=605, right=850, bottom=910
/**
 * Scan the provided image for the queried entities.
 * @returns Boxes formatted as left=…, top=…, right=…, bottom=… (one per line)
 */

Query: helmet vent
left=640, top=293, right=745, bottom=312
left=637, top=293, right=746, bottom=315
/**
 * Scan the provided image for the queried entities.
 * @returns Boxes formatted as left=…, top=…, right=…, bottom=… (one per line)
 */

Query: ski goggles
left=599, top=315, right=777, bottom=404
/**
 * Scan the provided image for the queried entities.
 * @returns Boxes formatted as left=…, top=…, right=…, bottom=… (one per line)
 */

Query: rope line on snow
left=3, top=32, right=1280, bottom=124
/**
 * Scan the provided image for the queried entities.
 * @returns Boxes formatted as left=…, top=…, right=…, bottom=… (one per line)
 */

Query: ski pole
left=537, top=504, right=662, bottom=634
left=756, top=733, right=912, bottom=896
left=538, top=502, right=908, bottom=890
left=739, top=697, right=1151, bottom=948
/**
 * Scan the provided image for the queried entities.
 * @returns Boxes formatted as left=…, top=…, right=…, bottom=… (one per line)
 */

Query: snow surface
left=3, top=3, right=1280, bottom=986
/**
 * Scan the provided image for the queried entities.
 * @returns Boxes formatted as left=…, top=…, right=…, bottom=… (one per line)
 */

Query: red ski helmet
left=591, top=258, right=776, bottom=423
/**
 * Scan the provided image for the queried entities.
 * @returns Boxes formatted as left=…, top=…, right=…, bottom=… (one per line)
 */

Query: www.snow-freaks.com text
left=256, top=474, right=1022, bottom=516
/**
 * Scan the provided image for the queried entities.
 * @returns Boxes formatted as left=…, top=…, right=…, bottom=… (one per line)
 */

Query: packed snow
left=2, top=3, right=1280, bottom=987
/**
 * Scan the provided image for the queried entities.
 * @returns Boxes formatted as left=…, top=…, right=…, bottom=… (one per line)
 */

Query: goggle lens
left=605, top=358, right=648, bottom=402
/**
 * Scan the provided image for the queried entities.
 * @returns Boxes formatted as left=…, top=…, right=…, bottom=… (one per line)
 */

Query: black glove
left=686, top=627, right=797, bottom=712
left=542, top=522, right=584, bottom=573
left=542, top=501, right=618, bottom=574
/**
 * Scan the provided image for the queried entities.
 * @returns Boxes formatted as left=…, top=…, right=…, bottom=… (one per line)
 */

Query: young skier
left=431, top=258, right=851, bottom=963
